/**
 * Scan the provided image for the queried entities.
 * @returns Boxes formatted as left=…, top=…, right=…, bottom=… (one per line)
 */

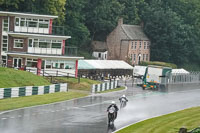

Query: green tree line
left=0, top=0, right=199, bottom=69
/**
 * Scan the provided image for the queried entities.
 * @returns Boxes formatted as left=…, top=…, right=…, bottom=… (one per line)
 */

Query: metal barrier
left=0, top=83, right=68, bottom=99
left=25, top=68, right=80, bottom=84
left=169, top=72, right=200, bottom=84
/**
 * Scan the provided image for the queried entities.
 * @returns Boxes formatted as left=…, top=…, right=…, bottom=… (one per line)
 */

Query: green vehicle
left=142, top=65, right=172, bottom=90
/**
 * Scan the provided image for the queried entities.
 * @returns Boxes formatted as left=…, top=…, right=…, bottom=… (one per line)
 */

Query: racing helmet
left=111, top=101, right=115, bottom=104
left=122, top=94, right=125, bottom=97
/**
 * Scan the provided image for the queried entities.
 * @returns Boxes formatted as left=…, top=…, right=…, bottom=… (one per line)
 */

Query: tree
left=141, top=0, right=191, bottom=65
left=17, top=0, right=66, bottom=24
left=167, top=0, right=200, bottom=65
left=64, top=0, right=90, bottom=48
left=0, top=0, right=24, bottom=11
left=84, top=0, right=124, bottom=41
left=118, top=0, right=146, bottom=25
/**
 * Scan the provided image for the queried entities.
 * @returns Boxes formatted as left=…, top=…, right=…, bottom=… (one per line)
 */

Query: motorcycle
left=120, top=98, right=127, bottom=108
left=107, top=106, right=116, bottom=125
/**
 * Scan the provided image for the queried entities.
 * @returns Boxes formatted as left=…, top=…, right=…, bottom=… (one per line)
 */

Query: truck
left=142, top=65, right=172, bottom=90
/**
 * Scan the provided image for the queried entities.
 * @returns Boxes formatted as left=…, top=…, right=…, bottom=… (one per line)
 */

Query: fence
left=25, top=68, right=76, bottom=77
left=169, top=72, right=200, bottom=84
left=91, top=80, right=119, bottom=93
left=26, top=68, right=82, bottom=84
left=0, top=83, right=68, bottom=99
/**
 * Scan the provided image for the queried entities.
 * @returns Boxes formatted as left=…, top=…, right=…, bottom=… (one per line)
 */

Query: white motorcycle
left=107, top=106, right=116, bottom=125
left=120, top=98, right=127, bottom=109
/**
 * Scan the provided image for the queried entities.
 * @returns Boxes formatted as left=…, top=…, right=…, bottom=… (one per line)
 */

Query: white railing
left=28, top=47, right=62, bottom=55
left=169, top=72, right=200, bottom=84
left=15, top=26, right=49, bottom=34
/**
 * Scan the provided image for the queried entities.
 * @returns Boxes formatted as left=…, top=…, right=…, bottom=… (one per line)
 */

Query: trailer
left=142, top=65, right=172, bottom=90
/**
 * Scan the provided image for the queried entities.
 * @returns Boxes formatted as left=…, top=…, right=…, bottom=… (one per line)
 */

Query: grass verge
left=55, top=77, right=101, bottom=91
left=0, top=92, right=88, bottom=111
left=98, top=86, right=125, bottom=93
left=117, top=107, right=200, bottom=133
left=0, top=67, right=50, bottom=88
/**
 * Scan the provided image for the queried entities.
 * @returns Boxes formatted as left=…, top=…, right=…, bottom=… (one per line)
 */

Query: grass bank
left=55, top=77, right=101, bottom=91
left=0, top=67, right=50, bottom=88
left=117, top=107, right=200, bottom=133
left=0, top=92, right=87, bottom=111
left=98, top=86, right=125, bottom=93
left=0, top=67, right=120, bottom=111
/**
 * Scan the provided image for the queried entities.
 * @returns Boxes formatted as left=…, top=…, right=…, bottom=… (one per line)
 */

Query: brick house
left=0, top=11, right=83, bottom=77
left=106, top=18, right=150, bottom=65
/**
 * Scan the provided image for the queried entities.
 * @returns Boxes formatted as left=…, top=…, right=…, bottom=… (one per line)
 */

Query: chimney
left=118, top=18, right=123, bottom=26
left=140, top=21, right=144, bottom=28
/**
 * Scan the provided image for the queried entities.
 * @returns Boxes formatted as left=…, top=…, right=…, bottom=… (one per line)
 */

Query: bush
left=140, top=61, right=177, bottom=69
left=180, top=63, right=200, bottom=71
left=191, top=128, right=200, bottom=133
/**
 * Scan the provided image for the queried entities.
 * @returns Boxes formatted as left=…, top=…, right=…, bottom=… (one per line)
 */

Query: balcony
left=14, top=25, right=65, bottom=36
left=27, top=46, right=78, bottom=56
left=28, top=47, right=62, bottom=55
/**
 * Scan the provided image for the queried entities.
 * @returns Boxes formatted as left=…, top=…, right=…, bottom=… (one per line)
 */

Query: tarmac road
left=0, top=80, right=200, bottom=133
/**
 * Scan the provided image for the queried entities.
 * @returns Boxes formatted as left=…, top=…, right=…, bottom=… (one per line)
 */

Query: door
left=13, top=58, right=22, bottom=68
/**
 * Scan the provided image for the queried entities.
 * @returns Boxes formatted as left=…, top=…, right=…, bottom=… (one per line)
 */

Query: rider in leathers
left=119, top=94, right=128, bottom=103
left=107, top=101, right=119, bottom=119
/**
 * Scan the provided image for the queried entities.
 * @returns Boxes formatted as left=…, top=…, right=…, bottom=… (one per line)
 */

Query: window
left=2, top=56, right=7, bottom=65
left=39, top=23, right=48, bottom=28
left=17, top=18, right=49, bottom=29
left=3, top=18, right=9, bottom=31
left=29, top=39, right=33, bottom=47
left=135, top=42, right=137, bottom=49
left=2, top=36, right=8, bottom=51
left=130, top=54, right=133, bottom=59
left=143, top=54, right=145, bottom=61
left=44, top=20, right=49, bottom=23
left=52, top=43, right=61, bottom=49
left=60, top=63, right=64, bottom=69
left=28, top=21, right=37, bottom=27
left=39, top=42, right=48, bottom=48
left=134, top=54, right=136, bottom=61
left=147, top=42, right=150, bottom=49
left=26, top=58, right=37, bottom=67
left=131, top=42, right=134, bottom=49
left=20, top=18, right=26, bottom=27
left=139, top=41, right=142, bottom=48
left=39, top=19, right=49, bottom=28
left=98, top=53, right=101, bottom=58
left=46, top=60, right=52, bottom=69
left=31, top=39, right=62, bottom=49
left=33, top=39, right=39, bottom=47
left=46, top=60, right=75, bottom=69
left=146, top=54, right=149, bottom=61
left=15, top=18, right=19, bottom=26
left=14, top=39, right=24, bottom=48
left=144, top=42, right=146, bottom=49
left=39, top=42, right=50, bottom=48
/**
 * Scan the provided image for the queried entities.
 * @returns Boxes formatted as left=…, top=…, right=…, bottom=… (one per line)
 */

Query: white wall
left=92, top=51, right=108, bottom=60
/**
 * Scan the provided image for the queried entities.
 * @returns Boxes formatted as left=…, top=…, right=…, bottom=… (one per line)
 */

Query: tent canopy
left=78, top=60, right=133, bottom=70
left=172, top=68, right=189, bottom=74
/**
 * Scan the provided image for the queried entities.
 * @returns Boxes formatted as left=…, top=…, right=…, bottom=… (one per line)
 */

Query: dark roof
left=121, top=25, right=149, bottom=40
left=92, top=41, right=107, bottom=52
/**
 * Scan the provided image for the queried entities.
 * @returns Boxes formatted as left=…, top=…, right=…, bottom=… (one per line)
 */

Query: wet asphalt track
left=0, top=80, right=200, bottom=133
